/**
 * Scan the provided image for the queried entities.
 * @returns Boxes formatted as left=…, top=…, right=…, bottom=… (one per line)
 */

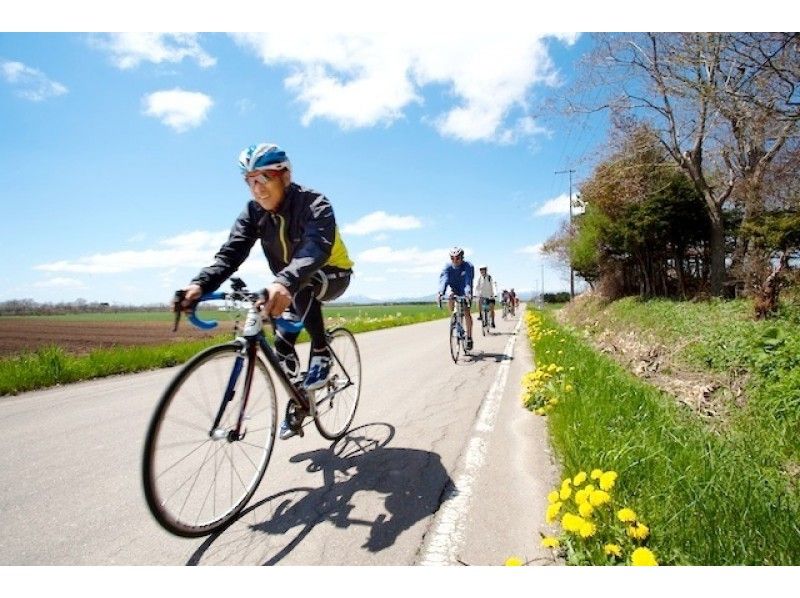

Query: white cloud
left=517, top=244, right=545, bottom=257
left=232, top=32, right=577, bottom=143
left=1, top=60, right=67, bottom=101
left=535, top=193, right=584, bottom=216
left=35, top=230, right=229, bottom=274
left=342, top=211, right=422, bottom=236
left=143, top=89, right=213, bottom=132
left=33, top=277, right=86, bottom=289
left=92, top=33, right=216, bottom=69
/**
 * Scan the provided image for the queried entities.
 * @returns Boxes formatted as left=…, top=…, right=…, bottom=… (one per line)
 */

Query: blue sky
left=0, top=5, right=758, bottom=305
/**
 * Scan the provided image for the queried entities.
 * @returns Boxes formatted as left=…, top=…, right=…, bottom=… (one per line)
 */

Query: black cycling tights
left=274, top=271, right=350, bottom=359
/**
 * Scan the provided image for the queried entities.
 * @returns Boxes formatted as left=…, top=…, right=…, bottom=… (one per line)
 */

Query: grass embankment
left=0, top=304, right=447, bottom=395
left=524, top=302, right=800, bottom=565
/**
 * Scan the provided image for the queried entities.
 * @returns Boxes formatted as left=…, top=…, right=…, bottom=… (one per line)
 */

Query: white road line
left=418, top=314, right=525, bottom=565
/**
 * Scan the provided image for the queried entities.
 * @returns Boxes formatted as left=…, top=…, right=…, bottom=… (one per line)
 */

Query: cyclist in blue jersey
left=437, top=247, right=475, bottom=350
left=177, top=143, right=354, bottom=439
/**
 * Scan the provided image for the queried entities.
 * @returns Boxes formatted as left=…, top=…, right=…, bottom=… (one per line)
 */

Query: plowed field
left=0, top=318, right=226, bottom=357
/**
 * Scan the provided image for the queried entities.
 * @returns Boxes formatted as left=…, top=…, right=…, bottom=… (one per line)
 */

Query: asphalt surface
left=0, top=307, right=560, bottom=565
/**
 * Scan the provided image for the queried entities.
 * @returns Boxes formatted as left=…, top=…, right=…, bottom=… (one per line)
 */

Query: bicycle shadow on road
left=465, top=352, right=512, bottom=363
left=186, top=422, right=452, bottom=565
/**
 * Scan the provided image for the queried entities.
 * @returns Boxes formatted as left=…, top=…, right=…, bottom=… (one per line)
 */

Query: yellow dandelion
left=504, top=556, right=525, bottom=566
left=574, top=489, right=589, bottom=505
left=535, top=408, right=546, bottom=416
left=578, top=502, right=594, bottom=518
left=604, top=544, right=622, bottom=558
left=565, top=384, right=573, bottom=392
left=617, top=508, right=637, bottom=523
left=547, top=490, right=560, bottom=504
left=589, top=490, right=611, bottom=507
left=546, top=501, right=563, bottom=523
left=590, top=469, right=603, bottom=480
left=579, top=521, right=597, bottom=538
left=561, top=478, right=572, bottom=488
left=631, top=547, right=658, bottom=566
left=627, top=522, right=650, bottom=541
left=599, top=471, right=618, bottom=491
left=561, top=513, right=585, bottom=533
left=541, top=537, right=560, bottom=549
left=572, top=471, right=588, bottom=486
left=559, top=486, right=572, bottom=501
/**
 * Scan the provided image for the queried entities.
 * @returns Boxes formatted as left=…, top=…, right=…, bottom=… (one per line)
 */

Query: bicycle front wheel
left=142, top=343, right=278, bottom=537
left=449, top=318, right=461, bottom=363
left=314, top=328, right=361, bottom=440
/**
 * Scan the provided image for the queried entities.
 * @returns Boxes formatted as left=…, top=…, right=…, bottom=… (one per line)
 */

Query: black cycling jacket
left=191, top=182, right=353, bottom=295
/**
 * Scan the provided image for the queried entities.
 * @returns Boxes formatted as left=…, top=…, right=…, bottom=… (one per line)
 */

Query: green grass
left=0, top=304, right=447, bottom=395
left=575, top=297, right=800, bottom=462
left=0, top=303, right=442, bottom=323
left=526, top=306, right=800, bottom=565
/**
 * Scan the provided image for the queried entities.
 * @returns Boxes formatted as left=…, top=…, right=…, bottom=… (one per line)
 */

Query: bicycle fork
left=209, top=343, right=252, bottom=442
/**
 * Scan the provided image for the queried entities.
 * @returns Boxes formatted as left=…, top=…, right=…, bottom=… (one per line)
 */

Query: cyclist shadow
left=469, top=351, right=512, bottom=363
left=186, top=422, right=452, bottom=566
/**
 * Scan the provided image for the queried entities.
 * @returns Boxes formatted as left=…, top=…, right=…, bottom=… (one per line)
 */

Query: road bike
left=501, top=299, right=509, bottom=320
left=142, top=278, right=361, bottom=537
left=479, top=298, right=492, bottom=336
left=439, top=293, right=470, bottom=362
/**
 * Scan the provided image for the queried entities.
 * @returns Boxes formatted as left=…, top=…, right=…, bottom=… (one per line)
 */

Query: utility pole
left=555, top=168, right=576, bottom=300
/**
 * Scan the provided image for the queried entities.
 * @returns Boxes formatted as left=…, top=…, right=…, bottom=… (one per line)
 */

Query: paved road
left=0, top=307, right=560, bottom=565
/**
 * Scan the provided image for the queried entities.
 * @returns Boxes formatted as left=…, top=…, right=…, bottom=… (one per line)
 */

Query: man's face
left=480, top=268, right=487, bottom=275
left=245, top=169, right=289, bottom=211
left=451, top=254, right=463, bottom=266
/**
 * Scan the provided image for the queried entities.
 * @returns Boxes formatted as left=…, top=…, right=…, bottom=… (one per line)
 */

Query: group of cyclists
left=437, top=247, right=517, bottom=350
left=175, top=142, right=519, bottom=440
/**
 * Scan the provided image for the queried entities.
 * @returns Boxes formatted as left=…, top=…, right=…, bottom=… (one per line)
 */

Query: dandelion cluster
left=522, top=311, right=575, bottom=415
left=541, top=468, right=658, bottom=566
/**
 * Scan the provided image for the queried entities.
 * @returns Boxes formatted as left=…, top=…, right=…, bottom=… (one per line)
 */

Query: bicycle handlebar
left=172, top=279, right=267, bottom=332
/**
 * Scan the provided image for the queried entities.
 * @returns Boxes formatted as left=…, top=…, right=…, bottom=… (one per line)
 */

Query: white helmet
left=238, top=143, right=291, bottom=174
left=449, top=246, right=464, bottom=258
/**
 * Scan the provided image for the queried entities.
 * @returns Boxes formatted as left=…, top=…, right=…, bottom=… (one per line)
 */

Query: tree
left=548, top=124, right=710, bottom=299
left=578, top=33, right=800, bottom=296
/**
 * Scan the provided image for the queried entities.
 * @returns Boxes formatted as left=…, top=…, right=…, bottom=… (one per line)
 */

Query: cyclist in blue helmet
left=178, top=143, right=354, bottom=439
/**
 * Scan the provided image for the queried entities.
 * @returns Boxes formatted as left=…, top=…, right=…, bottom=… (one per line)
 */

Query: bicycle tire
left=449, top=318, right=461, bottom=363
left=142, top=342, right=277, bottom=537
left=314, top=328, right=361, bottom=440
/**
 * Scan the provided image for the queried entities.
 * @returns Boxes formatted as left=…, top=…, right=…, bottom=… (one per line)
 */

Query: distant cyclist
left=176, top=142, right=354, bottom=439
left=500, top=289, right=510, bottom=318
left=438, top=247, right=474, bottom=350
left=473, top=265, right=496, bottom=328
left=509, top=288, right=517, bottom=315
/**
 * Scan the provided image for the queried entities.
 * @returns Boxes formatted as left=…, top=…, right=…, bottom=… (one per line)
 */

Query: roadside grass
left=526, top=306, right=800, bottom=565
left=573, top=296, right=800, bottom=465
left=0, top=305, right=447, bottom=395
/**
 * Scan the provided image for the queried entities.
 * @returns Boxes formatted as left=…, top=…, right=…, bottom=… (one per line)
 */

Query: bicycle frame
left=180, top=290, right=355, bottom=441
left=450, top=295, right=469, bottom=340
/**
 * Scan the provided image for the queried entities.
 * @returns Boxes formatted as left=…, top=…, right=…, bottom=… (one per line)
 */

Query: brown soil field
left=0, top=319, right=232, bottom=357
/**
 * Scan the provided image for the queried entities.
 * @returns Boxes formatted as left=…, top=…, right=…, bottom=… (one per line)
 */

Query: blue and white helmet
left=238, top=143, right=291, bottom=174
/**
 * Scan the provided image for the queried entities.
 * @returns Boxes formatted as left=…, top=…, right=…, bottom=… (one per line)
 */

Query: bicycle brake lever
left=172, top=290, right=186, bottom=332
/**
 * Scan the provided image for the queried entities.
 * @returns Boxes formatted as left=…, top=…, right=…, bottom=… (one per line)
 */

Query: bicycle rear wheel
left=449, top=318, right=461, bottom=363
left=142, top=343, right=277, bottom=537
left=314, top=328, right=361, bottom=440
